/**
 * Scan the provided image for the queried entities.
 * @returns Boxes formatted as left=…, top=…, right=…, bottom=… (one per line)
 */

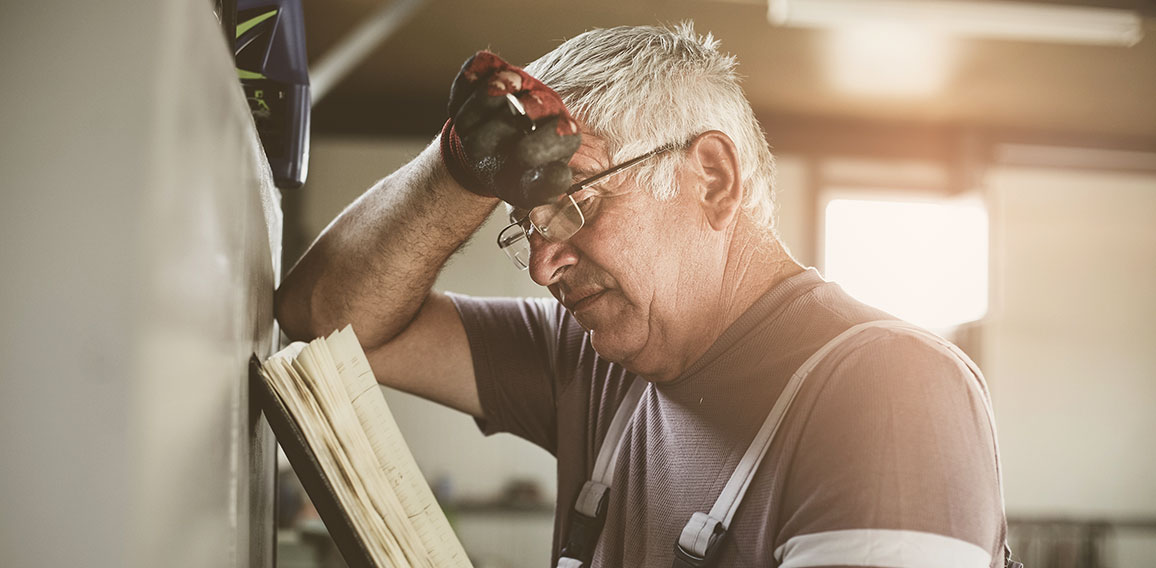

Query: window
left=823, top=195, right=988, bottom=331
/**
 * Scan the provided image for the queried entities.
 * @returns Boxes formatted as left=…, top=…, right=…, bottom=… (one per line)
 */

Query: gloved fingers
left=441, top=49, right=582, bottom=208
left=510, top=160, right=573, bottom=209
left=460, top=110, right=520, bottom=160
left=485, top=68, right=529, bottom=98
left=453, top=89, right=511, bottom=135
left=447, top=55, right=479, bottom=118
left=457, top=94, right=581, bottom=167
left=517, top=90, right=578, bottom=136
left=447, top=51, right=507, bottom=116
left=460, top=51, right=576, bottom=127
left=514, top=116, right=582, bottom=168
left=449, top=51, right=530, bottom=119
left=451, top=51, right=579, bottom=151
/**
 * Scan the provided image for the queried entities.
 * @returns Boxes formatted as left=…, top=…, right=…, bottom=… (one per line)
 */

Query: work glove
left=439, top=51, right=582, bottom=210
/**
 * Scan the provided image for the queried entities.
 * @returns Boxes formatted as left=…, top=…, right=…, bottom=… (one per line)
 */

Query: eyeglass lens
left=529, top=194, right=585, bottom=243
left=498, top=223, right=531, bottom=269
left=496, top=194, right=586, bottom=269
left=496, top=139, right=685, bottom=269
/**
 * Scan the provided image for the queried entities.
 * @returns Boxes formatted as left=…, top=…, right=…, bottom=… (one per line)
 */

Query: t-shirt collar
left=662, top=267, right=828, bottom=387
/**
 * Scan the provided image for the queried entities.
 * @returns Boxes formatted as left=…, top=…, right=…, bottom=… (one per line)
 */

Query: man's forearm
left=275, top=138, right=499, bottom=347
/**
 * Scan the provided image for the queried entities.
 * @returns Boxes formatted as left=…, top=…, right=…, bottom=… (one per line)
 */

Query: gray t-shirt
left=450, top=268, right=1007, bottom=567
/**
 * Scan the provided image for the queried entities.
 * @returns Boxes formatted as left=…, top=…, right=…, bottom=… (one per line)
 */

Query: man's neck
left=716, top=221, right=804, bottom=333
left=643, top=221, right=803, bottom=383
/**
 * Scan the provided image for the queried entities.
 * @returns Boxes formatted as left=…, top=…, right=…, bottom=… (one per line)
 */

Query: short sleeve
left=447, top=293, right=575, bottom=455
left=774, top=329, right=1005, bottom=568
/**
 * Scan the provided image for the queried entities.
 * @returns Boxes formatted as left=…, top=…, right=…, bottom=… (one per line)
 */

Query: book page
left=261, top=327, right=473, bottom=568
left=267, top=349, right=415, bottom=566
left=327, top=326, right=472, bottom=568
left=294, top=340, right=429, bottom=566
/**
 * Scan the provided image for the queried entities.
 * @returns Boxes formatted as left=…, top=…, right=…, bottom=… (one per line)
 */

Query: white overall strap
left=556, top=378, right=649, bottom=568
left=677, top=320, right=896, bottom=560
left=574, top=377, right=649, bottom=517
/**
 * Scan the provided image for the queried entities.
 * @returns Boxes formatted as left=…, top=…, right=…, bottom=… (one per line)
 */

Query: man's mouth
left=562, top=289, right=605, bottom=313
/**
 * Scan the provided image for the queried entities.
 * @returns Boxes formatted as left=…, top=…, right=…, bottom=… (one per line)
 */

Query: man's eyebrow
left=571, top=167, right=601, bottom=180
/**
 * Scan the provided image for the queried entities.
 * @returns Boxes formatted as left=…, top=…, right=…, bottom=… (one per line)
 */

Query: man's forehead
left=569, top=130, right=611, bottom=177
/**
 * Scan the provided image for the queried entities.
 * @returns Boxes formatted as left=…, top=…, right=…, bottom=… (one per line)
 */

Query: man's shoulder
left=783, top=320, right=1001, bottom=514
left=818, top=323, right=979, bottom=390
left=772, top=322, right=1005, bottom=567
left=791, top=321, right=990, bottom=437
left=763, top=273, right=900, bottom=348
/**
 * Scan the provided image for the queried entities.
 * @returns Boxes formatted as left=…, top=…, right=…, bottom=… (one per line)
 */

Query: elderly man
left=276, top=24, right=1015, bottom=568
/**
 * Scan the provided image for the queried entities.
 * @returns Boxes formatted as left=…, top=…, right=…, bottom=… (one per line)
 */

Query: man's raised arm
left=273, top=51, right=581, bottom=416
left=274, top=141, right=494, bottom=350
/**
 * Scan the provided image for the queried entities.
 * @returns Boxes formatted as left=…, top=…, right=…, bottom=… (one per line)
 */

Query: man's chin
left=587, top=328, right=639, bottom=366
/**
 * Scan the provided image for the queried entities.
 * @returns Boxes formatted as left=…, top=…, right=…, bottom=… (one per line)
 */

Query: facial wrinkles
left=604, top=219, right=696, bottom=380
left=555, top=130, right=663, bottom=359
left=631, top=292, right=662, bottom=373
left=553, top=134, right=615, bottom=303
left=638, top=186, right=723, bottom=379
left=571, top=133, right=611, bottom=176
left=558, top=214, right=637, bottom=340
left=579, top=189, right=664, bottom=370
left=643, top=238, right=695, bottom=377
left=554, top=262, right=612, bottom=309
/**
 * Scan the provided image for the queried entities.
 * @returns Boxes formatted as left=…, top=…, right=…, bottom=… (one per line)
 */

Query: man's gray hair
left=525, top=22, right=778, bottom=231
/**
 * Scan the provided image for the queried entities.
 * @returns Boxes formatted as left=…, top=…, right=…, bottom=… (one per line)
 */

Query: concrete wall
left=0, top=3, right=280, bottom=567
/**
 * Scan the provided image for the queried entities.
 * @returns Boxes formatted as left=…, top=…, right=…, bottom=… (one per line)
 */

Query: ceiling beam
left=309, top=0, right=426, bottom=106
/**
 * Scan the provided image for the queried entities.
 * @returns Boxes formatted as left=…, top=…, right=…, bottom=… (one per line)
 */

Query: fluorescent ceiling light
left=826, top=23, right=954, bottom=97
left=769, top=0, right=1144, bottom=46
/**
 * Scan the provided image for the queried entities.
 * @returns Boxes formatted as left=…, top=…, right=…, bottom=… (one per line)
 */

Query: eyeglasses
left=496, top=141, right=683, bottom=270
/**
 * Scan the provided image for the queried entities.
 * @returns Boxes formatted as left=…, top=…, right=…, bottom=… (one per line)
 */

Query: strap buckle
left=558, top=482, right=611, bottom=566
left=672, top=512, right=727, bottom=568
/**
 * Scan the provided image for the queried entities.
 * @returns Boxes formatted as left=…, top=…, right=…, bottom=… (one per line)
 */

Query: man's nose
left=527, top=231, right=578, bottom=287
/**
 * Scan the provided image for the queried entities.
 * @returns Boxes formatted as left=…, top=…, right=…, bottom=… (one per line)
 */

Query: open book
left=256, top=325, right=472, bottom=568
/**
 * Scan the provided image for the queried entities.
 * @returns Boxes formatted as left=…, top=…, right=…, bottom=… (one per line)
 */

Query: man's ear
left=687, top=130, right=742, bottom=231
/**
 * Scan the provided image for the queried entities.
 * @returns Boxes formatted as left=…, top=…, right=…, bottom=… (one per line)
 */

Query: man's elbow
left=274, top=282, right=315, bottom=342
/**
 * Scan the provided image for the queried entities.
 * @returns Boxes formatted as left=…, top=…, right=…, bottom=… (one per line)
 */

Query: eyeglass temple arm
left=567, top=142, right=681, bottom=195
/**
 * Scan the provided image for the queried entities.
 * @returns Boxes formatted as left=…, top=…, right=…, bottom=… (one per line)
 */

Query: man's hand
left=440, top=51, right=582, bottom=210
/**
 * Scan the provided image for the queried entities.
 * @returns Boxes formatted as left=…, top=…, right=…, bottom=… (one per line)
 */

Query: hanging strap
left=673, top=320, right=891, bottom=567
left=556, top=378, right=649, bottom=568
